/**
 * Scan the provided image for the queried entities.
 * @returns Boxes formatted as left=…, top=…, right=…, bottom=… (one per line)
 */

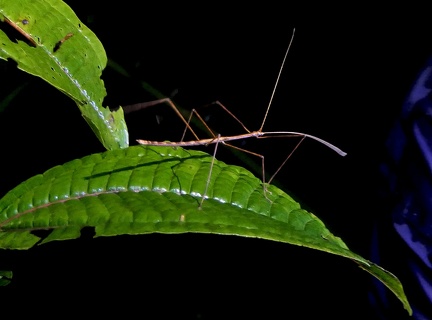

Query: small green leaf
left=0, top=145, right=412, bottom=315
left=0, top=0, right=128, bottom=150
left=0, top=270, right=13, bottom=286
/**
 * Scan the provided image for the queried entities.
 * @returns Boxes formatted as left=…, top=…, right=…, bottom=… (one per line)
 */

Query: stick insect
left=130, top=29, right=347, bottom=207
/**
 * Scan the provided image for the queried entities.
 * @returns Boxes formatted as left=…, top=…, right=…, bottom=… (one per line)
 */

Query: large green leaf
left=0, top=145, right=412, bottom=315
left=0, top=0, right=128, bottom=150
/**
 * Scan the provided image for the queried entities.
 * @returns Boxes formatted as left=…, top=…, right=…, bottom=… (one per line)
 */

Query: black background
left=1, top=2, right=431, bottom=318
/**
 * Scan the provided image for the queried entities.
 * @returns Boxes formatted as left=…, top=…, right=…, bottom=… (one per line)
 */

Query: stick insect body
left=133, top=29, right=347, bottom=207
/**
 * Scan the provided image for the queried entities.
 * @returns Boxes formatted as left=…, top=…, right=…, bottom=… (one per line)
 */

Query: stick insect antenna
left=259, top=28, right=296, bottom=132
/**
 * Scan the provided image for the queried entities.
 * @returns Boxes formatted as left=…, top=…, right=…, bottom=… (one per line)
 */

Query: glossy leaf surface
left=0, top=145, right=411, bottom=314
